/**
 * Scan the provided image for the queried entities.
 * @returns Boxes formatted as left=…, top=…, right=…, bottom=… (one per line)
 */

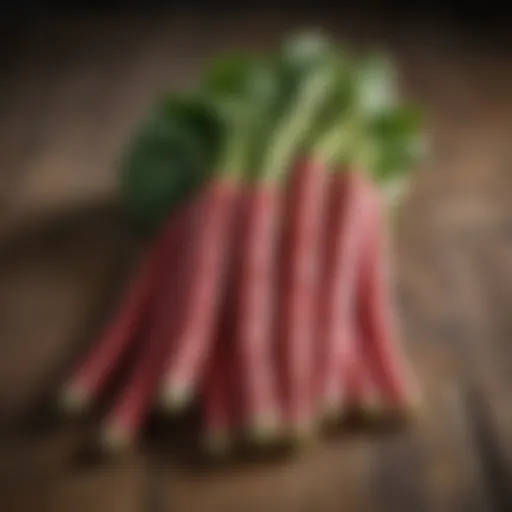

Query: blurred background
left=2, top=3, right=512, bottom=512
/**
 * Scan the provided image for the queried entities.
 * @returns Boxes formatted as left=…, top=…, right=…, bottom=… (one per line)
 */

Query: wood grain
left=1, top=11, right=512, bottom=512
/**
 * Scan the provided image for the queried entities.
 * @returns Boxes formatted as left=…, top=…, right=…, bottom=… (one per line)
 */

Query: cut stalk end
left=358, top=398, right=387, bottom=421
left=59, top=384, right=90, bottom=416
left=321, top=394, right=347, bottom=423
left=246, top=413, right=283, bottom=445
left=286, top=418, right=317, bottom=446
left=203, top=429, right=232, bottom=456
left=99, top=423, right=133, bottom=454
left=158, top=385, right=192, bottom=414
left=398, top=391, right=424, bottom=422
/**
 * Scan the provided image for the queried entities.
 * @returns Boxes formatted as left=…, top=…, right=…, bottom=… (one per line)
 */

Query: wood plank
left=403, top=182, right=512, bottom=511
left=48, top=456, right=148, bottom=512
left=364, top=222, right=492, bottom=511
left=0, top=11, right=512, bottom=512
left=154, top=438, right=373, bottom=512
left=448, top=226, right=512, bottom=510
left=0, top=19, right=161, bottom=230
left=0, top=433, right=148, bottom=512
left=0, top=204, right=139, bottom=423
left=0, top=209, right=146, bottom=512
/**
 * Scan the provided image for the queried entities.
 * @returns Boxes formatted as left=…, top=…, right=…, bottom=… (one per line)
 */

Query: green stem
left=312, top=112, right=361, bottom=168
left=311, top=111, right=417, bottom=212
left=215, top=119, right=251, bottom=180
left=258, top=67, right=336, bottom=182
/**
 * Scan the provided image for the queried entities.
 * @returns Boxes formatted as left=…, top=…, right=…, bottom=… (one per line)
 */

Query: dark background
left=2, top=2, right=512, bottom=47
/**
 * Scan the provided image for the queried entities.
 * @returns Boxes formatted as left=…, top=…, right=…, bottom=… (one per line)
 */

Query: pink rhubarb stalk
left=60, top=201, right=192, bottom=413
left=234, top=182, right=283, bottom=439
left=357, top=177, right=417, bottom=411
left=278, top=157, right=328, bottom=434
left=160, top=178, right=241, bottom=410
left=316, top=169, right=371, bottom=417
left=98, top=206, right=194, bottom=449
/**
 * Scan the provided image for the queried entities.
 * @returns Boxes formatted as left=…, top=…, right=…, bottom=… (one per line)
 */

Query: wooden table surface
left=2, top=11, right=512, bottom=512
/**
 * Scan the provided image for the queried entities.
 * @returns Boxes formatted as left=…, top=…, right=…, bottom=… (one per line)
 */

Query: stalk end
left=286, top=418, right=317, bottom=446
left=203, top=429, right=232, bottom=456
left=99, top=423, right=132, bottom=454
left=321, top=393, right=347, bottom=423
left=247, top=413, right=282, bottom=445
left=358, top=398, right=387, bottom=421
left=158, top=385, right=192, bottom=414
left=400, top=391, right=425, bottom=422
left=59, top=384, right=90, bottom=416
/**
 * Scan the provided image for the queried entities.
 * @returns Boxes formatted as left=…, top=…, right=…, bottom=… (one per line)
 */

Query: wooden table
left=2, top=11, right=512, bottom=512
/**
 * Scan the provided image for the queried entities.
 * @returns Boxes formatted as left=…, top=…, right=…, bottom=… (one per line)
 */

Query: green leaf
left=253, top=31, right=343, bottom=180
left=118, top=94, right=220, bottom=232
left=354, top=53, right=399, bottom=116
left=363, top=105, right=425, bottom=184
left=308, top=56, right=359, bottom=158
left=279, top=29, right=336, bottom=76
left=158, top=94, right=220, bottom=156
left=204, top=54, right=273, bottom=98
left=202, top=55, right=278, bottom=122
left=202, top=54, right=281, bottom=178
left=369, top=105, right=422, bottom=139
left=276, top=29, right=339, bottom=105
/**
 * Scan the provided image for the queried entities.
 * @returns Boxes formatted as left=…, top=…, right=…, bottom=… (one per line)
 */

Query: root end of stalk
left=159, top=386, right=191, bottom=414
left=247, top=415, right=282, bottom=445
left=358, top=395, right=422, bottom=428
left=358, top=399, right=387, bottom=422
left=400, top=395, right=424, bottom=422
left=59, top=385, right=90, bottom=416
left=322, top=401, right=346, bottom=424
left=383, top=385, right=424, bottom=423
left=287, top=420, right=317, bottom=446
left=204, top=430, right=232, bottom=456
left=99, top=424, right=132, bottom=454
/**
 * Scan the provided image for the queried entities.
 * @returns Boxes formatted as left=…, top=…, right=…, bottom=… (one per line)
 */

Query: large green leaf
left=118, top=94, right=220, bottom=232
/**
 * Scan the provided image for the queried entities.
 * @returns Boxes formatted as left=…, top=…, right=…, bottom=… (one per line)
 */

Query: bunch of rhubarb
left=59, top=30, right=425, bottom=455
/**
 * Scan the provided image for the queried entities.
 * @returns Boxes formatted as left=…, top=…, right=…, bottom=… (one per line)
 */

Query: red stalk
left=202, top=345, right=235, bottom=454
left=357, top=177, right=417, bottom=411
left=234, top=182, right=282, bottom=440
left=316, top=169, right=371, bottom=417
left=160, top=178, right=241, bottom=411
left=60, top=201, right=192, bottom=412
left=98, top=208, right=193, bottom=450
left=277, top=157, right=328, bottom=435
left=201, top=207, right=244, bottom=454
left=344, top=312, right=382, bottom=415
left=201, top=306, right=239, bottom=454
